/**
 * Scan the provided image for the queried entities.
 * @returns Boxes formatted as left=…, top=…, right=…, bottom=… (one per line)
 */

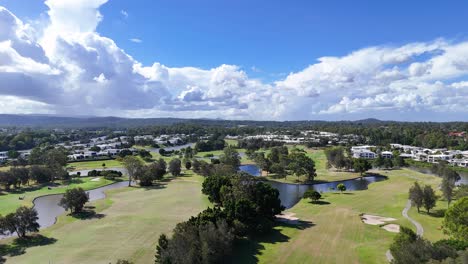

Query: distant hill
left=0, top=114, right=463, bottom=129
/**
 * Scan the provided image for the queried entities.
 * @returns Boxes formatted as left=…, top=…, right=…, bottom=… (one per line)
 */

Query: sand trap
left=276, top=212, right=300, bottom=224
left=361, top=214, right=396, bottom=225
left=382, top=224, right=400, bottom=233
left=91, top=177, right=101, bottom=182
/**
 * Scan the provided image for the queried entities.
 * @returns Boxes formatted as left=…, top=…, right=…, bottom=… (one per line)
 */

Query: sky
left=0, top=0, right=467, bottom=121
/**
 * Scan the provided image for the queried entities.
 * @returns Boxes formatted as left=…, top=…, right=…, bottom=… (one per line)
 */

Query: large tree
left=353, top=158, right=372, bottom=176
left=422, top=185, right=437, bottom=213
left=169, top=158, right=182, bottom=177
left=443, top=197, right=468, bottom=241
left=288, top=151, right=316, bottom=182
left=409, top=182, right=424, bottom=213
left=0, top=206, right=39, bottom=238
left=59, top=187, right=89, bottom=214
left=123, top=156, right=144, bottom=187
left=219, top=146, right=241, bottom=170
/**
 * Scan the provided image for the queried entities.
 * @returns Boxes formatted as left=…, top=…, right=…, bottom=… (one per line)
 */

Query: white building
left=381, top=151, right=393, bottom=159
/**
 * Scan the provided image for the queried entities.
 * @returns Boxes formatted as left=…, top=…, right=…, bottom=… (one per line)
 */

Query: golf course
left=0, top=148, right=449, bottom=263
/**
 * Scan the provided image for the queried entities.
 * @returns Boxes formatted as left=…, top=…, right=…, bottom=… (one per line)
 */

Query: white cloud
left=120, top=10, right=128, bottom=19
left=129, top=38, right=142, bottom=43
left=0, top=3, right=467, bottom=121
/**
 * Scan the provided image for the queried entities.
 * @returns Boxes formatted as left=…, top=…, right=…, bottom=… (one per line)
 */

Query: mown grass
left=0, top=177, right=119, bottom=215
left=67, top=159, right=123, bottom=170
left=0, top=172, right=209, bottom=264
left=233, top=168, right=445, bottom=264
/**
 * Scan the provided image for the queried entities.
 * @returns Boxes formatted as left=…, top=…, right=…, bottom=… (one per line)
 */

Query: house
left=353, top=150, right=376, bottom=159
left=381, top=151, right=393, bottom=159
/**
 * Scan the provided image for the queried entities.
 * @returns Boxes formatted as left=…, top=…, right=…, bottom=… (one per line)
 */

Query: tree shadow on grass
left=70, top=208, right=105, bottom=220
left=142, top=184, right=167, bottom=191
left=309, top=200, right=331, bottom=205
left=421, top=209, right=447, bottom=218
left=0, top=234, right=57, bottom=263
left=229, top=221, right=314, bottom=264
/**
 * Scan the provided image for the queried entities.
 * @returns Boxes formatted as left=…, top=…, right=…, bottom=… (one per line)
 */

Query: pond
left=33, top=180, right=131, bottom=229
left=239, top=164, right=387, bottom=209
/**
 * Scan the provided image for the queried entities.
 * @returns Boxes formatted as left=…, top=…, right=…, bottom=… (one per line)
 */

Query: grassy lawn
left=0, top=172, right=209, bottom=264
left=0, top=177, right=119, bottom=215
left=233, top=168, right=445, bottom=264
left=67, top=159, right=123, bottom=170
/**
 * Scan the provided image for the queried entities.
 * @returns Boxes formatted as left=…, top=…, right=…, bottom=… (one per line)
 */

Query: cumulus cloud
left=0, top=2, right=467, bottom=121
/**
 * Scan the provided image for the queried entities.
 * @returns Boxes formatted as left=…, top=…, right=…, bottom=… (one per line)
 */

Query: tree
left=423, top=185, right=437, bottom=213
left=373, top=154, right=384, bottom=169
left=169, top=158, right=182, bottom=177
left=441, top=177, right=456, bottom=207
left=337, top=183, right=346, bottom=193
left=219, top=146, right=241, bottom=169
left=123, top=156, right=144, bottom=187
left=59, top=187, right=89, bottom=214
left=202, top=175, right=231, bottom=204
left=185, top=160, right=192, bottom=170
left=353, top=158, right=372, bottom=176
left=0, top=206, right=39, bottom=238
left=443, top=197, right=467, bottom=241
left=288, top=151, right=316, bottom=182
left=303, top=189, right=321, bottom=203
left=454, top=184, right=468, bottom=199
left=155, top=233, right=169, bottom=264
left=383, top=158, right=393, bottom=170
left=409, top=182, right=424, bottom=213
left=10, top=167, right=30, bottom=187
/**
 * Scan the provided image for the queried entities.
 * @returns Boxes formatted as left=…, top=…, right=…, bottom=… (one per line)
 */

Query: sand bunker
left=276, top=212, right=300, bottom=224
left=361, top=214, right=396, bottom=225
left=91, top=177, right=101, bottom=182
left=382, top=224, right=400, bottom=233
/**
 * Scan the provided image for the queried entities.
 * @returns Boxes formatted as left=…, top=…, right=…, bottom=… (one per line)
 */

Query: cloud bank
left=0, top=1, right=467, bottom=121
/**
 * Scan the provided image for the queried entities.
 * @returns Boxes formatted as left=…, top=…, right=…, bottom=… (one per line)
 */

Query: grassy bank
left=0, top=172, right=209, bottom=263
left=0, top=177, right=119, bottom=215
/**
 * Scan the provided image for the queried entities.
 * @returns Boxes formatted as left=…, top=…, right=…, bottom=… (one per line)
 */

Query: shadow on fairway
left=70, top=207, right=105, bottom=220
left=0, top=234, right=57, bottom=263
left=230, top=220, right=314, bottom=264
left=309, top=200, right=331, bottom=205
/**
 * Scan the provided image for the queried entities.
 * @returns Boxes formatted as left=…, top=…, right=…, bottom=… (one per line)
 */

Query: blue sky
left=4, top=0, right=468, bottom=80
left=0, top=0, right=467, bottom=120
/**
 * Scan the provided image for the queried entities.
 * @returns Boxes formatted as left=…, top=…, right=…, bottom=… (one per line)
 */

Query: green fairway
left=67, top=159, right=123, bottom=170
left=0, top=177, right=119, bottom=215
left=0, top=173, right=209, bottom=264
left=233, top=168, right=446, bottom=264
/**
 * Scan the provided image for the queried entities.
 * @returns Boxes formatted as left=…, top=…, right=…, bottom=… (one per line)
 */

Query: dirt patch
left=382, top=224, right=400, bottom=233
left=276, top=212, right=300, bottom=224
left=360, top=214, right=396, bottom=225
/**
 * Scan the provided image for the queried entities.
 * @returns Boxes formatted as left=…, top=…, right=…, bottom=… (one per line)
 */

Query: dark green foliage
left=59, top=187, right=89, bottom=214
left=454, top=184, right=468, bottom=199
left=219, top=146, right=241, bottom=169
left=352, top=158, right=372, bottom=176
left=324, top=147, right=351, bottom=170
left=443, top=197, right=468, bottom=241
left=155, top=220, right=234, bottom=264
left=287, top=151, right=316, bottom=181
left=169, top=158, right=182, bottom=176
left=185, top=160, right=192, bottom=170
left=303, top=189, right=321, bottom=202
left=123, top=156, right=144, bottom=187
left=202, top=175, right=231, bottom=204
left=409, top=182, right=424, bottom=213
left=194, top=135, right=225, bottom=152
left=337, top=183, right=346, bottom=193
left=0, top=206, right=39, bottom=238
left=423, top=185, right=437, bottom=213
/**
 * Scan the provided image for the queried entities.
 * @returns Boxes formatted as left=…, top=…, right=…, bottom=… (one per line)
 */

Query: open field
left=0, top=177, right=119, bottom=215
left=234, top=168, right=446, bottom=264
left=0, top=173, right=209, bottom=264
